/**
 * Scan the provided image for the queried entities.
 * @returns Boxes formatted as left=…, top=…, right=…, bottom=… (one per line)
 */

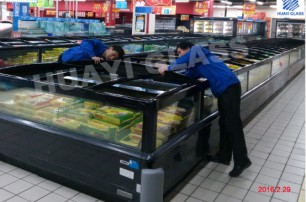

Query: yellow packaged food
left=50, top=97, right=82, bottom=107
left=158, top=111, right=183, bottom=121
left=88, top=118, right=132, bottom=137
left=158, top=116, right=181, bottom=128
left=0, top=99, right=16, bottom=112
left=17, top=94, right=54, bottom=109
left=225, top=63, right=240, bottom=70
left=132, top=122, right=172, bottom=139
left=119, top=135, right=141, bottom=148
left=128, top=133, right=142, bottom=142
left=30, top=115, right=52, bottom=124
left=84, top=101, right=102, bottom=109
left=94, top=106, right=135, bottom=125
left=52, top=117, right=82, bottom=131
left=35, top=106, right=64, bottom=119
left=16, top=106, right=37, bottom=118
left=161, top=105, right=187, bottom=116
left=80, top=123, right=116, bottom=140
left=14, top=90, right=45, bottom=101
left=65, top=108, right=95, bottom=122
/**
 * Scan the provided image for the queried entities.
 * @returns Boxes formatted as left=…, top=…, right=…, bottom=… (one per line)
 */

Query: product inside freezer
left=0, top=86, right=198, bottom=150
left=0, top=88, right=145, bottom=147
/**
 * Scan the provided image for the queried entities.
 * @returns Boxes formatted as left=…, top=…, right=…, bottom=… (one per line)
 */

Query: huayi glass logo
left=282, top=0, right=299, bottom=11
left=277, top=0, right=304, bottom=16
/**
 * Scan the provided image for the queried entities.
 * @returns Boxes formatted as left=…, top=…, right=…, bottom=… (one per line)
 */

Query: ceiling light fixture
left=249, top=0, right=256, bottom=2
left=257, top=1, right=264, bottom=5
left=270, top=5, right=277, bottom=8
left=220, top=0, right=232, bottom=5
left=233, top=5, right=243, bottom=8
left=213, top=5, right=227, bottom=8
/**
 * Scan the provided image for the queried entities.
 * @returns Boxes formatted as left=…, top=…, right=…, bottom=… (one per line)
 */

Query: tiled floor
left=0, top=70, right=304, bottom=202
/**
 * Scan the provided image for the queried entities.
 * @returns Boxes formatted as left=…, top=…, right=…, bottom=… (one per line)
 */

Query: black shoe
left=207, top=155, right=230, bottom=165
left=229, top=160, right=252, bottom=177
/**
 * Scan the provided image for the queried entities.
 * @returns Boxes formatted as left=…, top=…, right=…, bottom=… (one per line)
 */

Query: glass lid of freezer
left=93, top=74, right=188, bottom=100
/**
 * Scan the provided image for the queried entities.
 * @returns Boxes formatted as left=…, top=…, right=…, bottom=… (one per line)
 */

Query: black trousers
left=217, top=83, right=248, bottom=165
left=57, top=53, right=63, bottom=63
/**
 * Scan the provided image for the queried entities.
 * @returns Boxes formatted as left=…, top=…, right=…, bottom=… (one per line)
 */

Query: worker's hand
left=92, top=56, right=102, bottom=64
left=156, top=63, right=168, bottom=76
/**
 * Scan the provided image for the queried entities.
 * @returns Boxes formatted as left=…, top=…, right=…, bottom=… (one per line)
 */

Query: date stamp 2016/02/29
left=258, top=186, right=291, bottom=193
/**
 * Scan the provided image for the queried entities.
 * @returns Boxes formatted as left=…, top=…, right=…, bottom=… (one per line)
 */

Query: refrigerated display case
left=237, top=20, right=266, bottom=40
left=271, top=18, right=305, bottom=40
left=0, top=61, right=208, bottom=201
left=193, top=17, right=236, bottom=36
left=192, top=17, right=266, bottom=41
left=0, top=39, right=304, bottom=202
left=0, top=34, right=208, bottom=67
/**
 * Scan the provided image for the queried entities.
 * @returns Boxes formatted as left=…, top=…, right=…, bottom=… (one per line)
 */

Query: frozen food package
left=65, top=108, right=95, bottom=122
left=16, top=94, right=54, bottom=109
left=80, top=123, right=116, bottom=140
left=52, top=117, right=82, bottom=131
left=50, top=96, right=83, bottom=107
left=94, top=106, right=136, bottom=125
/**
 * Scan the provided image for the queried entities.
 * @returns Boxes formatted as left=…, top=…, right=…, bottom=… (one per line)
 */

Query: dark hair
left=111, top=45, right=125, bottom=59
left=176, top=41, right=194, bottom=52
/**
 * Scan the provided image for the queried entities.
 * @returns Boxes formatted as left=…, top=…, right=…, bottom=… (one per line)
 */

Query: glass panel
left=203, top=89, right=217, bottom=116
left=237, top=72, right=248, bottom=95
left=298, top=49, right=302, bottom=60
left=271, top=54, right=289, bottom=75
left=223, top=21, right=233, bottom=36
left=144, top=42, right=168, bottom=52
left=0, top=49, right=38, bottom=67
left=195, top=38, right=209, bottom=46
left=248, top=63, right=271, bottom=90
left=203, top=20, right=213, bottom=34
left=0, top=87, right=143, bottom=150
left=42, top=47, right=69, bottom=63
left=155, top=97, right=196, bottom=148
left=121, top=43, right=143, bottom=54
left=289, top=50, right=299, bottom=65
left=213, top=21, right=223, bottom=35
left=194, top=20, right=204, bottom=33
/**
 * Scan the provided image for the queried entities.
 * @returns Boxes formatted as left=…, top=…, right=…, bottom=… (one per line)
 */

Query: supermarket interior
left=0, top=0, right=305, bottom=201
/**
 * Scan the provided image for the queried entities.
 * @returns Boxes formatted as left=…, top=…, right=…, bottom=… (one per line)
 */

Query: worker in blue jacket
left=58, top=39, right=125, bottom=63
left=157, top=41, right=251, bottom=177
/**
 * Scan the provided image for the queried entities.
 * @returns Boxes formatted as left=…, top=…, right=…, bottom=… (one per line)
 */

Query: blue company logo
left=282, top=0, right=299, bottom=11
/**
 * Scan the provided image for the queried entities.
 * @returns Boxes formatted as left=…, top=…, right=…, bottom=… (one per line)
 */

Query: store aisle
left=0, top=70, right=304, bottom=202
left=166, top=70, right=305, bottom=202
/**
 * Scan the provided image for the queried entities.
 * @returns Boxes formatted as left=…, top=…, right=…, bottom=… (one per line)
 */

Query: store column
left=207, top=0, right=214, bottom=16
left=0, top=2, right=7, bottom=20
left=105, top=0, right=115, bottom=27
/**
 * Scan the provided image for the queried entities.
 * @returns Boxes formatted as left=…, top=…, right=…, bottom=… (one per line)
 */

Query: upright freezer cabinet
left=271, top=18, right=305, bottom=40
left=0, top=61, right=211, bottom=201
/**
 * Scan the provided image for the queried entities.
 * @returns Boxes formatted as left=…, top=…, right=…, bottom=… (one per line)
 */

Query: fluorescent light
left=220, top=0, right=232, bottom=5
left=257, top=1, right=264, bottom=5
left=249, top=0, right=256, bottom=2
left=270, top=5, right=277, bottom=8
left=233, top=5, right=243, bottom=8
left=175, top=0, right=189, bottom=2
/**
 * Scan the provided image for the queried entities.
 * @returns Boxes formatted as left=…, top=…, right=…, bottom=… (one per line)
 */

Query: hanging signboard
left=133, top=0, right=171, bottom=6
left=151, top=5, right=175, bottom=14
left=276, top=0, right=305, bottom=18
left=30, top=0, right=54, bottom=8
left=243, top=3, right=256, bottom=15
left=133, top=0, right=174, bottom=15
left=194, top=1, right=209, bottom=15
left=244, top=11, right=266, bottom=20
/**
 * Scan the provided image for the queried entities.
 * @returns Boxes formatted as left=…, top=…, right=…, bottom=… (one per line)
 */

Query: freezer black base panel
left=0, top=118, right=142, bottom=202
